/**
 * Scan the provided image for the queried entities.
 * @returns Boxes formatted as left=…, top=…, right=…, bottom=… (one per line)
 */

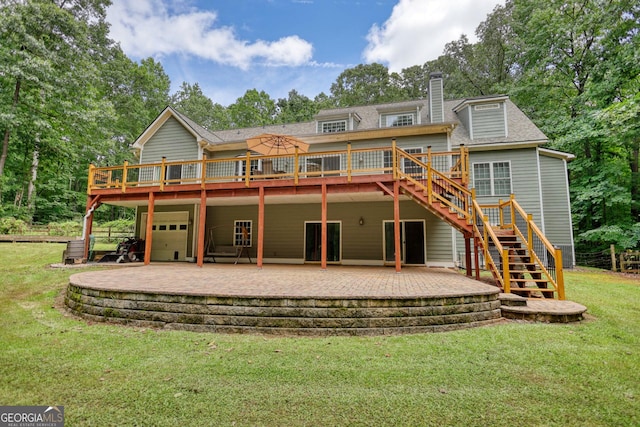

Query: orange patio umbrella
left=246, top=133, right=310, bottom=155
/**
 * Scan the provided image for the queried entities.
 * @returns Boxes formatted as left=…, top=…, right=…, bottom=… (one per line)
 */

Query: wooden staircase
left=393, top=147, right=565, bottom=300
left=493, top=229, right=555, bottom=298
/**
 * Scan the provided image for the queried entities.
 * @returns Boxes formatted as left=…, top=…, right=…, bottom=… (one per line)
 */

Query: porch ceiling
left=104, top=190, right=406, bottom=208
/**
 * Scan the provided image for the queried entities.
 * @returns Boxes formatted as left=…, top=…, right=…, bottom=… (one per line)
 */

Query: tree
left=228, top=89, right=277, bottom=128
left=0, top=0, right=115, bottom=221
left=507, top=0, right=640, bottom=248
left=170, top=82, right=229, bottom=130
left=275, top=90, right=318, bottom=124
left=329, top=63, right=403, bottom=107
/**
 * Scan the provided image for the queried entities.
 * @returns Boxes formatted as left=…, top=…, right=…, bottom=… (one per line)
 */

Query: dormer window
left=383, top=113, right=415, bottom=127
left=319, top=120, right=347, bottom=133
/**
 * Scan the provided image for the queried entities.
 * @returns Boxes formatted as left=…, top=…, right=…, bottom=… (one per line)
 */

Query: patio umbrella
left=246, top=133, right=310, bottom=155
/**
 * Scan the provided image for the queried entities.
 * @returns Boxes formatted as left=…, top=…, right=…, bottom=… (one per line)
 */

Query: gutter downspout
left=82, top=203, right=98, bottom=241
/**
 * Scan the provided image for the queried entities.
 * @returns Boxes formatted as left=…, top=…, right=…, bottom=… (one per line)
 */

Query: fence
left=578, top=245, right=640, bottom=273
left=0, top=225, right=134, bottom=244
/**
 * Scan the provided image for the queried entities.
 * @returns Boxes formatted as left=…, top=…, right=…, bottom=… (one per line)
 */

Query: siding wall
left=429, top=78, right=444, bottom=123
left=206, top=200, right=453, bottom=264
left=470, top=103, right=506, bottom=139
left=540, top=154, right=575, bottom=266
left=140, top=117, right=199, bottom=164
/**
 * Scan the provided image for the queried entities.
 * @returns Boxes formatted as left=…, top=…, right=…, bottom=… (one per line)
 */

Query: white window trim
left=233, top=220, right=253, bottom=247
left=472, top=160, right=513, bottom=196
left=318, top=119, right=347, bottom=133
left=380, top=112, right=416, bottom=128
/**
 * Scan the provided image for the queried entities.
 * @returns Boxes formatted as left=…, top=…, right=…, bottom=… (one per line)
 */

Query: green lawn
left=1, top=243, right=638, bottom=426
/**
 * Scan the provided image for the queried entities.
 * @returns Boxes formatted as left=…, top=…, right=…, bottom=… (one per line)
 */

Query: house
left=85, top=73, right=574, bottom=298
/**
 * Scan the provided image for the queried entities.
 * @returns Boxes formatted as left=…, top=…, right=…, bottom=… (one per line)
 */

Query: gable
left=140, top=116, right=199, bottom=163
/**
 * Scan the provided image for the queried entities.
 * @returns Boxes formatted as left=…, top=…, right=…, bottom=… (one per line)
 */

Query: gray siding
left=471, top=103, right=506, bottom=139
left=471, top=148, right=542, bottom=223
left=429, top=78, right=444, bottom=123
left=540, top=154, right=574, bottom=266
left=457, top=106, right=471, bottom=133
left=206, top=200, right=453, bottom=263
left=140, top=117, right=199, bottom=164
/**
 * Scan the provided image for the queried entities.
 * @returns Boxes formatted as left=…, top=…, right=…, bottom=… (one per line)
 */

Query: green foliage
left=577, top=224, right=640, bottom=251
left=0, top=217, right=28, bottom=234
left=99, top=219, right=135, bottom=232
left=47, top=221, right=82, bottom=236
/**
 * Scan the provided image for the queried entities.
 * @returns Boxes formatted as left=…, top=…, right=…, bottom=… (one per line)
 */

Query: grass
left=1, top=243, right=638, bottom=426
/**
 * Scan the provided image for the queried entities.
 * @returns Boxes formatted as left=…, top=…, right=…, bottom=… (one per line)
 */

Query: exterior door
left=383, top=220, right=425, bottom=265
left=304, top=222, right=341, bottom=262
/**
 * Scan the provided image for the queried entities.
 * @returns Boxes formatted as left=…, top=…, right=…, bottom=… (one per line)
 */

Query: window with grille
left=473, top=161, right=512, bottom=196
left=383, top=113, right=415, bottom=127
left=319, top=120, right=346, bottom=133
left=234, top=220, right=252, bottom=247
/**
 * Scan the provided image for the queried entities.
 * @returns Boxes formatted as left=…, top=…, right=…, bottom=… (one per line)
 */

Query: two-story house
left=85, top=73, right=574, bottom=299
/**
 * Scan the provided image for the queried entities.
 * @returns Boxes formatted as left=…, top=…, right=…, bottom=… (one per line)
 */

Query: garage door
left=140, top=211, right=189, bottom=261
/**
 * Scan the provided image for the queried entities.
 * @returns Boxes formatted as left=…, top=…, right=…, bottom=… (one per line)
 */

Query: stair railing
left=503, top=196, right=565, bottom=299
left=471, top=200, right=511, bottom=293
left=394, top=148, right=472, bottom=223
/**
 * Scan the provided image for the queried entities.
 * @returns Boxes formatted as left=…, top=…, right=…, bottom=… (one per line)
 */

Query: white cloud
left=363, top=0, right=503, bottom=71
left=106, top=0, right=313, bottom=69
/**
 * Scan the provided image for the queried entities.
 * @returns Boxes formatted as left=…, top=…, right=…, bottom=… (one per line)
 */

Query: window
left=234, top=220, right=252, bottom=247
left=382, top=113, right=415, bottom=127
left=319, top=120, right=346, bottom=133
left=473, top=161, right=512, bottom=196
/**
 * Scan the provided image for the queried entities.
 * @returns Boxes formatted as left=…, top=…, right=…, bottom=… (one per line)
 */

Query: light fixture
left=359, top=217, right=365, bottom=226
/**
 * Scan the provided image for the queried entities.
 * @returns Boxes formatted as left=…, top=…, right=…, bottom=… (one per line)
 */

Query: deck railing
left=88, top=145, right=469, bottom=193
left=472, top=196, right=565, bottom=299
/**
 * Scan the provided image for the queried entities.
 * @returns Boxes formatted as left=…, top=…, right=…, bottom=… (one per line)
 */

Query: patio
left=65, top=264, right=586, bottom=335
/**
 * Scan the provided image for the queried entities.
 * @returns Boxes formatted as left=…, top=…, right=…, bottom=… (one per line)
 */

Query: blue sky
left=106, top=0, right=503, bottom=106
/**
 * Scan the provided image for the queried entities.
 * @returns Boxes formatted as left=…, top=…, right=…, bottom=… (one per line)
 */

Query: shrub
left=0, top=217, right=28, bottom=234
left=48, top=221, right=82, bottom=236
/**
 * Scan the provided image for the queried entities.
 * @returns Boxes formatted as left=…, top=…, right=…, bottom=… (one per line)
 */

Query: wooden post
left=610, top=244, right=617, bottom=272
left=201, top=155, right=207, bottom=189
left=474, top=236, right=481, bottom=280
left=196, top=190, right=207, bottom=267
left=464, top=236, right=472, bottom=277
left=321, top=183, right=327, bottom=270
left=555, top=246, right=565, bottom=300
left=391, top=138, right=397, bottom=179
left=294, top=146, right=299, bottom=185
left=121, top=160, right=128, bottom=193
left=245, top=151, right=251, bottom=187
left=347, top=142, right=352, bottom=182
left=144, top=192, right=155, bottom=265
left=394, top=180, right=401, bottom=273
left=87, top=164, right=95, bottom=195
left=160, top=157, right=166, bottom=191
left=502, top=248, right=510, bottom=294
left=257, top=186, right=265, bottom=268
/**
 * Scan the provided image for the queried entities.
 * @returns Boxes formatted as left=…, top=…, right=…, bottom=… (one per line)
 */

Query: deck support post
left=196, top=189, right=207, bottom=267
left=257, top=186, right=265, bottom=268
left=393, top=180, right=401, bottom=273
left=83, top=196, right=95, bottom=260
left=474, top=236, right=481, bottom=280
left=144, top=192, right=155, bottom=265
left=464, top=235, right=472, bottom=277
left=321, top=183, right=327, bottom=270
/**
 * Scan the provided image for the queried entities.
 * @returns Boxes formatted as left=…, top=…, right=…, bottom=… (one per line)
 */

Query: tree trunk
left=0, top=78, right=22, bottom=178
left=27, top=138, right=40, bottom=214
left=630, top=144, right=639, bottom=220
